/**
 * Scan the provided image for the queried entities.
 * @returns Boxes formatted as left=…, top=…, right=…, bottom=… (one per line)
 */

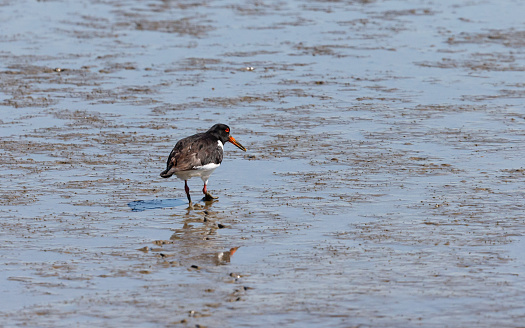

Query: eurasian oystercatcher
left=160, top=124, right=246, bottom=206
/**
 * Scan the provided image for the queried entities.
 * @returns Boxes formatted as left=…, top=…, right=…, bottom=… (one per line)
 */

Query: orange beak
left=228, top=136, right=247, bottom=151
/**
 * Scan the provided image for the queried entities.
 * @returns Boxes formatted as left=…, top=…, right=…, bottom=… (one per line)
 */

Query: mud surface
left=1, top=0, right=525, bottom=327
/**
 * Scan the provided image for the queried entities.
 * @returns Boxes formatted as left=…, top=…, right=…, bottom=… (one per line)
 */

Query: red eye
left=225, top=128, right=230, bottom=133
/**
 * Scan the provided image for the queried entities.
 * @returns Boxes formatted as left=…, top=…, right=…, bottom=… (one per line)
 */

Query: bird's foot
left=187, top=201, right=194, bottom=210
left=203, top=192, right=218, bottom=202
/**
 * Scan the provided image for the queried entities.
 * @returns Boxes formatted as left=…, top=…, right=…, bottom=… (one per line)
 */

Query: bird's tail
left=160, top=167, right=174, bottom=178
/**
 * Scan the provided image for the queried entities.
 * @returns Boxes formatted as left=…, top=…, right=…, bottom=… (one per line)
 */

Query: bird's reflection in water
left=148, top=207, right=240, bottom=267
left=214, top=247, right=239, bottom=266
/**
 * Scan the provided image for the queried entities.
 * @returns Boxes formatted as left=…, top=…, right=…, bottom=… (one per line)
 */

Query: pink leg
left=202, top=182, right=217, bottom=201
left=184, top=180, right=192, bottom=204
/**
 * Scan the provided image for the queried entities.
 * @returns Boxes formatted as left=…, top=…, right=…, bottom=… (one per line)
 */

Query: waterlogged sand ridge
left=1, top=0, right=525, bottom=326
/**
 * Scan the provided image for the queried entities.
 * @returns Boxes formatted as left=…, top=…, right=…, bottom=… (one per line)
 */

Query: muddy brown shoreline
left=1, top=0, right=525, bottom=327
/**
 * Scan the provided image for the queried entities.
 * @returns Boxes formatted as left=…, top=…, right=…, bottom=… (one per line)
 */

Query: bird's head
left=207, top=124, right=247, bottom=151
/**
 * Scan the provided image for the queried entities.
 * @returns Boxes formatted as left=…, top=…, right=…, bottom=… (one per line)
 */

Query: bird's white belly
left=174, top=163, right=220, bottom=183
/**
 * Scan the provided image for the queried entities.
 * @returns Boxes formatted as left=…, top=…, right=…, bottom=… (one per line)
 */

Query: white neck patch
left=217, top=140, right=224, bottom=150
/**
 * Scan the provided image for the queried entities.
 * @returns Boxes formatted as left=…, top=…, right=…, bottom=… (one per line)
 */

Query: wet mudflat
left=1, top=0, right=525, bottom=326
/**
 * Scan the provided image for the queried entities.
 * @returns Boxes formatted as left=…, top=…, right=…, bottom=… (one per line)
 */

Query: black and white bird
left=160, top=124, right=246, bottom=206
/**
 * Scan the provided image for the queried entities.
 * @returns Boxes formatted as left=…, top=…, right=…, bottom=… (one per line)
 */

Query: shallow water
left=1, top=0, right=525, bottom=326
